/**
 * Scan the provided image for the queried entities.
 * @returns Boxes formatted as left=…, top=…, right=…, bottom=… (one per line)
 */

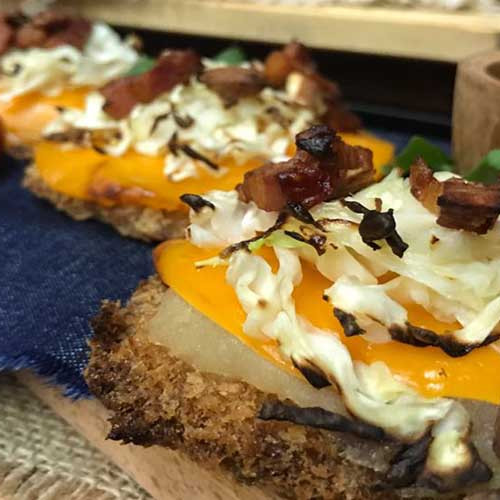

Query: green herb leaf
left=384, top=136, right=453, bottom=175
left=213, top=46, right=247, bottom=66
left=125, top=55, right=156, bottom=77
left=466, top=150, right=500, bottom=184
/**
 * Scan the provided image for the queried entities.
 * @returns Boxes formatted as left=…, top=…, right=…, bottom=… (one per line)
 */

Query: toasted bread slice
left=85, top=276, right=499, bottom=499
left=23, top=164, right=187, bottom=241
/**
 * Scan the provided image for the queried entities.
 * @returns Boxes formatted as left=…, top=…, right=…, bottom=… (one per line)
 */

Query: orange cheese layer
left=0, top=88, right=90, bottom=145
left=154, top=239, right=500, bottom=404
left=34, top=132, right=394, bottom=211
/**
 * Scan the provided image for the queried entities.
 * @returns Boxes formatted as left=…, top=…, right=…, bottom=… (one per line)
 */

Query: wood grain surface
left=17, top=371, right=275, bottom=500
left=3, top=0, right=500, bottom=62
left=453, top=50, right=500, bottom=172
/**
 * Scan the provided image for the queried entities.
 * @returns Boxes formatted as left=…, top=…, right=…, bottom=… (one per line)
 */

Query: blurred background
left=4, top=0, right=500, bottom=139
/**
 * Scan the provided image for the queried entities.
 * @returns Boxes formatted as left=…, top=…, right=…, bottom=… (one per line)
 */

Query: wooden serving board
left=4, top=0, right=500, bottom=62
left=17, top=371, right=275, bottom=500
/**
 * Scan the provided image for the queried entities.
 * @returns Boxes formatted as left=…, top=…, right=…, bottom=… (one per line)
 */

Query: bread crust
left=23, top=164, right=188, bottom=242
left=86, top=276, right=403, bottom=500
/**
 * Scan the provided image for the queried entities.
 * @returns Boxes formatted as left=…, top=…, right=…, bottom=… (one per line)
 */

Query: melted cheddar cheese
left=34, top=132, right=394, bottom=211
left=0, top=88, right=90, bottom=145
left=154, top=239, right=500, bottom=404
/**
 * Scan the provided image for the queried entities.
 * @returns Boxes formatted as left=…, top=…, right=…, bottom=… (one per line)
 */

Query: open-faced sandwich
left=24, top=42, right=394, bottom=241
left=86, top=125, right=500, bottom=499
left=0, top=9, right=138, bottom=155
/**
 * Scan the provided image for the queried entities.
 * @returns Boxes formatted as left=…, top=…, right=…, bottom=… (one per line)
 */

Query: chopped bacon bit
left=101, top=50, right=202, bottom=119
left=0, top=10, right=91, bottom=54
left=264, top=42, right=360, bottom=131
left=283, top=41, right=316, bottom=74
left=0, top=14, right=15, bottom=55
left=199, top=67, right=265, bottom=106
left=439, top=178, right=500, bottom=234
left=264, top=41, right=316, bottom=88
left=295, top=125, right=334, bottom=157
left=41, top=17, right=91, bottom=50
left=15, top=23, right=45, bottom=48
left=100, top=78, right=140, bottom=120
left=15, top=10, right=91, bottom=50
left=330, top=132, right=374, bottom=196
left=410, top=159, right=500, bottom=234
left=263, top=50, right=293, bottom=88
left=238, top=160, right=297, bottom=211
left=322, top=104, right=362, bottom=133
left=265, top=42, right=339, bottom=97
left=238, top=125, right=374, bottom=211
left=409, top=157, right=442, bottom=213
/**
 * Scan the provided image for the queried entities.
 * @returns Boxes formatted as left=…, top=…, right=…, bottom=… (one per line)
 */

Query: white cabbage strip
left=324, top=275, right=500, bottom=346
left=187, top=190, right=277, bottom=248
left=0, top=23, right=138, bottom=100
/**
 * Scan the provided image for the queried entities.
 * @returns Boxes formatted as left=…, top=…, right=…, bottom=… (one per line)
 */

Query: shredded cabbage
left=313, top=171, right=500, bottom=312
left=224, top=246, right=473, bottom=474
left=187, top=190, right=277, bottom=248
left=0, top=23, right=138, bottom=101
left=325, top=275, right=408, bottom=326
left=42, top=69, right=316, bottom=181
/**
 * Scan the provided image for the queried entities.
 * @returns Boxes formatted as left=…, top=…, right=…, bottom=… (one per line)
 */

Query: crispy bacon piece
left=409, top=157, right=442, bottom=213
left=101, top=50, right=202, bottom=120
left=15, top=22, right=45, bottom=48
left=40, top=16, right=91, bottom=50
left=265, top=42, right=316, bottom=87
left=238, top=154, right=333, bottom=211
left=263, top=49, right=292, bottom=88
left=265, top=41, right=339, bottom=98
left=199, top=67, right=265, bottom=106
left=322, top=104, right=362, bottom=134
left=238, top=125, right=374, bottom=211
left=100, top=78, right=140, bottom=120
left=0, top=14, right=15, bottom=55
left=264, top=42, right=360, bottom=132
left=15, top=10, right=91, bottom=50
left=410, top=159, right=500, bottom=234
left=0, top=10, right=91, bottom=54
left=439, top=178, right=500, bottom=234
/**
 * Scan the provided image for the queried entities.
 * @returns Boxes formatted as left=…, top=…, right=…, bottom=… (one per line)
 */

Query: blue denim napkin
left=0, top=129, right=449, bottom=397
left=0, top=155, right=154, bottom=396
